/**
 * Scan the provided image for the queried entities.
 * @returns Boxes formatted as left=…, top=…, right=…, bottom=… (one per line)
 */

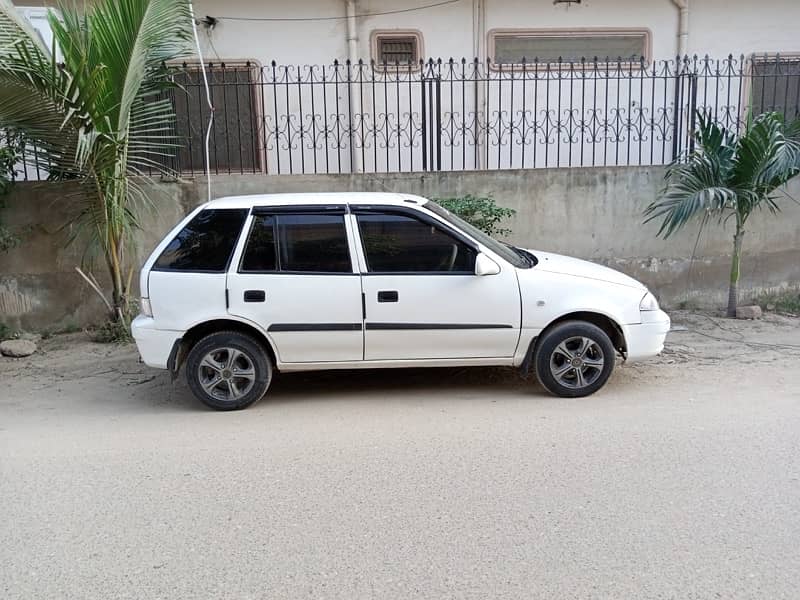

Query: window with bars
left=490, top=29, right=650, bottom=65
left=750, top=55, right=800, bottom=120
left=167, top=62, right=262, bottom=174
left=371, top=31, right=422, bottom=67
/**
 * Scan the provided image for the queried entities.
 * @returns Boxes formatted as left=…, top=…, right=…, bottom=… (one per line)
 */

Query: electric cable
left=214, top=0, right=462, bottom=22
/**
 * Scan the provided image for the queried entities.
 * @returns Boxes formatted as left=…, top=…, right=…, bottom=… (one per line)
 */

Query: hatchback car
left=132, top=193, right=670, bottom=410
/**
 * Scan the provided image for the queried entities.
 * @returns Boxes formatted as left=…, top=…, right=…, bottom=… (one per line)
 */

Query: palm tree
left=644, top=111, right=800, bottom=317
left=0, top=0, right=193, bottom=323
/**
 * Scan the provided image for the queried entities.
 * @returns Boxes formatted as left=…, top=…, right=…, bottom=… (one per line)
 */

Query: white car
left=132, top=193, right=670, bottom=410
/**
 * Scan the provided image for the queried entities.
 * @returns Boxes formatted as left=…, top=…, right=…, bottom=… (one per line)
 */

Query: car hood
left=527, top=249, right=646, bottom=290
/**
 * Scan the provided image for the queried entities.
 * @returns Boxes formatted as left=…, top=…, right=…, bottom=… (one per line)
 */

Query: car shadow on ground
left=269, top=366, right=537, bottom=398
left=151, top=366, right=546, bottom=412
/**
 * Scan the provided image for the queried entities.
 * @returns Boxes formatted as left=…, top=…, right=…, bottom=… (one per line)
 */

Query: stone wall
left=2, top=167, right=799, bottom=331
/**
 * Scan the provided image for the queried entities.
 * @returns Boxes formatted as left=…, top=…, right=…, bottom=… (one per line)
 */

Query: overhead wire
left=213, top=0, right=462, bottom=22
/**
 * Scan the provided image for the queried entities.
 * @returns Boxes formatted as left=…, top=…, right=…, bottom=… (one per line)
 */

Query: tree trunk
left=108, top=233, right=127, bottom=323
left=726, top=227, right=745, bottom=318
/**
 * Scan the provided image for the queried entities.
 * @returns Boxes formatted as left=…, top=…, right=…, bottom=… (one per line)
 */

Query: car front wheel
left=533, top=321, right=615, bottom=398
left=185, top=331, right=272, bottom=410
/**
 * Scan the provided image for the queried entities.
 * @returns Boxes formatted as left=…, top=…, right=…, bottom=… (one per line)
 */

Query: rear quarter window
left=154, top=208, right=248, bottom=272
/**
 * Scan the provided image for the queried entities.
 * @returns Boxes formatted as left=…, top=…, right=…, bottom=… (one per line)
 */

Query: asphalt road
left=2, top=314, right=799, bottom=599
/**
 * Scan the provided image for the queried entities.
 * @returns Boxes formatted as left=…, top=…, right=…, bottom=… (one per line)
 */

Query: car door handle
left=243, top=290, right=266, bottom=303
left=377, top=290, right=399, bottom=303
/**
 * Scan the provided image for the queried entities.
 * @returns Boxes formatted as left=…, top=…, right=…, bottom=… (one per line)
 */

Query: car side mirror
left=475, top=253, right=501, bottom=276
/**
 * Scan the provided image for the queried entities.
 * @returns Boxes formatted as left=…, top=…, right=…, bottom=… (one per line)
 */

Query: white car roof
left=203, top=192, right=429, bottom=210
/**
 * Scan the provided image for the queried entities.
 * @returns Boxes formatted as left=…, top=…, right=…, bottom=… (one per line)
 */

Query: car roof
left=203, top=192, right=429, bottom=210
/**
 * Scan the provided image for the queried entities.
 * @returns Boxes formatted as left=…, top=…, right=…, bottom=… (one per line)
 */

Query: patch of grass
left=0, top=322, right=15, bottom=341
left=39, top=321, right=84, bottom=340
left=675, top=298, right=701, bottom=311
left=91, top=320, right=132, bottom=344
left=754, top=291, right=800, bottom=314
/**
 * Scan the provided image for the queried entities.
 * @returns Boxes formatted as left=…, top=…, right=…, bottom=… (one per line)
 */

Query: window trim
left=238, top=210, right=356, bottom=276
left=168, top=59, right=266, bottom=174
left=487, top=27, right=652, bottom=70
left=370, top=29, right=424, bottom=72
left=352, top=206, right=479, bottom=276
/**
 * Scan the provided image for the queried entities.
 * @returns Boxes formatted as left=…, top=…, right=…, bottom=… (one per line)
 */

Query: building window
left=371, top=30, right=423, bottom=68
left=489, top=29, right=651, bottom=65
left=750, top=54, right=800, bottom=120
left=169, top=62, right=262, bottom=174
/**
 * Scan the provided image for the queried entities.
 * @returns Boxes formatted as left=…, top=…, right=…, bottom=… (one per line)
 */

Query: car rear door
left=227, top=205, right=364, bottom=364
left=353, top=206, right=521, bottom=361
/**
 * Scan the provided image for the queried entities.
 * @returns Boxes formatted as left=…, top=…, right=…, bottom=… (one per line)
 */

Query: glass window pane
left=241, top=215, right=277, bottom=272
left=357, top=213, right=476, bottom=273
left=277, top=214, right=351, bottom=273
left=494, top=33, right=646, bottom=64
left=154, top=208, right=247, bottom=272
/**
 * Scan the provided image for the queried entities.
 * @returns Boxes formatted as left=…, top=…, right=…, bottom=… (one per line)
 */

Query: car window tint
left=357, top=213, right=476, bottom=273
left=240, top=215, right=277, bottom=272
left=154, top=209, right=247, bottom=272
left=277, top=214, right=351, bottom=273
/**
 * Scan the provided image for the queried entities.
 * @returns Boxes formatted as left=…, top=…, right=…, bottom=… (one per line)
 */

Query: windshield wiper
left=503, top=243, right=536, bottom=268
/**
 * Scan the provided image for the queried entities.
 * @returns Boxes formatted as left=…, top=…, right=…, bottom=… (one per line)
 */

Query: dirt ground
left=1, top=310, right=799, bottom=403
left=2, top=311, right=800, bottom=599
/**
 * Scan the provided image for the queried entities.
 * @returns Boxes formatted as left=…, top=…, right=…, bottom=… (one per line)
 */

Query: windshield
left=423, top=200, right=535, bottom=269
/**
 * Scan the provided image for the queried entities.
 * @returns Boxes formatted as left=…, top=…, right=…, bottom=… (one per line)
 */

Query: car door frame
left=225, top=204, right=367, bottom=365
left=350, top=203, right=523, bottom=361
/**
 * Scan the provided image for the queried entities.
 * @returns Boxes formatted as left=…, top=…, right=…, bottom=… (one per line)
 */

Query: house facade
left=12, top=0, right=800, bottom=177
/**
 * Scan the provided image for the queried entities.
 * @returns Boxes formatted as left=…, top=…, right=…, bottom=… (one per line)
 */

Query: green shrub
left=91, top=320, right=132, bottom=344
left=0, top=142, right=20, bottom=252
left=434, top=194, right=516, bottom=237
left=0, top=322, right=13, bottom=341
left=754, top=291, right=800, bottom=314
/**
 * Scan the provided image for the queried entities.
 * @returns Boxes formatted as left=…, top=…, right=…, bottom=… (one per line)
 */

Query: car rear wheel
left=186, top=331, right=272, bottom=411
left=533, top=321, right=615, bottom=398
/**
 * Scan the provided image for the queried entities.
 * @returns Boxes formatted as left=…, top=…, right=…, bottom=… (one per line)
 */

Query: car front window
left=423, top=201, right=534, bottom=269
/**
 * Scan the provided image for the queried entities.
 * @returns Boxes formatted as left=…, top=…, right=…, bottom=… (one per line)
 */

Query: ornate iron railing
left=9, top=54, right=800, bottom=180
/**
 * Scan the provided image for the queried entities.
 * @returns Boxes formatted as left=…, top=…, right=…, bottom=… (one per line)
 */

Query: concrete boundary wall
left=1, top=166, right=798, bottom=331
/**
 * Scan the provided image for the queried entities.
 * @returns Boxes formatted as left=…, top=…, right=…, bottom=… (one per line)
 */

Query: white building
left=12, top=1, right=800, bottom=175
left=185, top=0, right=798, bottom=66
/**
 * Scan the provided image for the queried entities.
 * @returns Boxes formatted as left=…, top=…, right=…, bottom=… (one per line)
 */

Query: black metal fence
left=10, top=54, right=800, bottom=180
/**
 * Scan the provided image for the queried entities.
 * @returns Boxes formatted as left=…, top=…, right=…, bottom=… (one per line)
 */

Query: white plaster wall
left=188, top=0, right=800, bottom=66
left=12, top=0, right=800, bottom=64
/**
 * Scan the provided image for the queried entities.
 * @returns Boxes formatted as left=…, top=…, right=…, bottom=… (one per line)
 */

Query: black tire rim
left=548, top=336, right=605, bottom=390
left=197, top=347, right=256, bottom=402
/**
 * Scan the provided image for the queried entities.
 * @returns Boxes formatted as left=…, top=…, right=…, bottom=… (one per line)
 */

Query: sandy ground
left=1, top=311, right=799, bottom=599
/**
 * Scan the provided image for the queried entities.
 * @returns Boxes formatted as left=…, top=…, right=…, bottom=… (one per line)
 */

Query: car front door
left=227, top=206, right=363, bottom=363
left=353, top=206, right=521, bottom=361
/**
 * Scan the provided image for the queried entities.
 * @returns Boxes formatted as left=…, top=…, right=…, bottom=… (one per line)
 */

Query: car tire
left=185, top=331, right=272, bottom=411
left=533, top=321, right=616, bottom=398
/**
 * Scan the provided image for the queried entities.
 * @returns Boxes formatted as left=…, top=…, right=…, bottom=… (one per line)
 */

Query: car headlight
left=639, top=291, right=660, bottom=312
left=140, top=297, right=153, bottom=318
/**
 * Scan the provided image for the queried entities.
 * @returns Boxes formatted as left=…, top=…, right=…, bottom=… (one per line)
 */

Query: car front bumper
left=131, top=315, right=182, bottom=369
left=622, top=310, right=671, bottom=362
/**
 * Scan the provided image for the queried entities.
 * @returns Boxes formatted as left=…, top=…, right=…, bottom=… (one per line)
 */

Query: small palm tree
left=644, top=111, right=800, bottom=317
left=0, top=0, right=192, bottom=324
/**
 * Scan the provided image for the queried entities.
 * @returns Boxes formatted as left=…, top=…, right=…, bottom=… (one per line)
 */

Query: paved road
left=2, top=315, right=800, bottom=599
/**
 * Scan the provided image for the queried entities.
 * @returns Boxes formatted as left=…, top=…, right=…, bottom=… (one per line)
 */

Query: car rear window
left=154, top=209, right=248, bottom=272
